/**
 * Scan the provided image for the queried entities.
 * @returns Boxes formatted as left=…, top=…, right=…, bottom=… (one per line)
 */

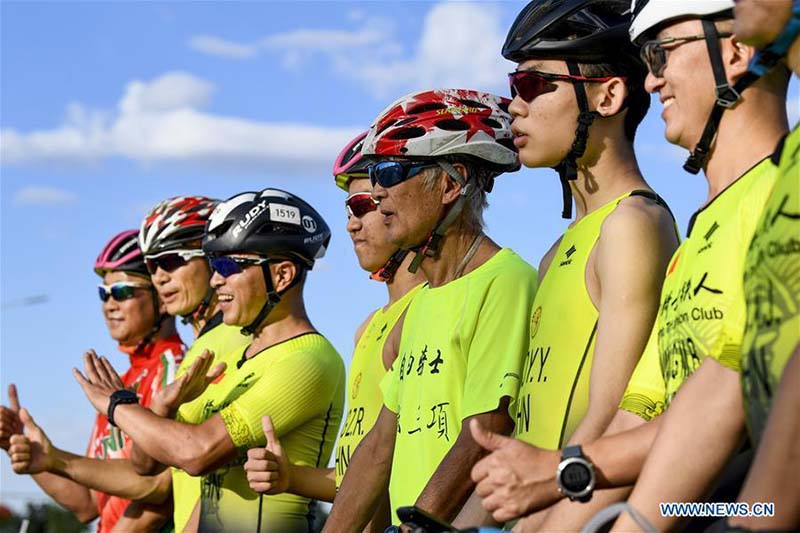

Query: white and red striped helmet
left=139, top=196, right=218, bottom=255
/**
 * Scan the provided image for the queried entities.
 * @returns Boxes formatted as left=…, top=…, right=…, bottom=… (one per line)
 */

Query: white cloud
left=1, top=71, right=360, bottom=171
left=188, top=35, right=258, bottom=59
left=14, top=186, right=78, bottom=206
left=188, top=2, right=513, bottom=98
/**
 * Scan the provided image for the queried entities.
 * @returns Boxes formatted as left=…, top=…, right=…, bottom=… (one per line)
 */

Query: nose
left=151, top=266, right=169, bottom=286
left=103, top=294, right=119, bottom=313
left=644, top=70, right=664, bottom=94
left=508, top=94, right=528, bottom=119
left=209, top=270, right=225, bottom=289
left=346, top=212, right=362, bottom=234
left=372, top=183, right=388, bottom=201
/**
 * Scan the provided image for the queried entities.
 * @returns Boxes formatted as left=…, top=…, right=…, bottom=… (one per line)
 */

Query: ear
left=271, top=260, right=299, bottom=293
left=590, top=77, right=628, bottom=118
left=440, top=163, right=469, bottom=206
left=725, top=36, right=756, bottom=83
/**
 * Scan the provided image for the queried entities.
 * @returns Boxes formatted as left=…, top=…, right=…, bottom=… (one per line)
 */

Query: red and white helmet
left=362, top=89, right=519, bottom=172
left=139, top=196, right=218, bottom=256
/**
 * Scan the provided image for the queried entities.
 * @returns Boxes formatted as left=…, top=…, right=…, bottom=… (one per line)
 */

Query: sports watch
left=108, top=389, right=139, bottom=427
left=555, top=445, right=595, bottom=502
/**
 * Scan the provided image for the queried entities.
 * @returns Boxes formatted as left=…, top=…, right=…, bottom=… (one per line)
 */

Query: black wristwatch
left=556, top=445, right=595, bottom=502
left=108, top=389, right=138, bottom=427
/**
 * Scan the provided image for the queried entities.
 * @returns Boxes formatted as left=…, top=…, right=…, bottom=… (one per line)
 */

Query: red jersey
left=86, top=334, right=185, bottom=532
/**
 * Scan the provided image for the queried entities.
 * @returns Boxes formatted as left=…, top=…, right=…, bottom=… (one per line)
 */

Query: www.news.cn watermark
left=660, top=502, right=775, bottom=518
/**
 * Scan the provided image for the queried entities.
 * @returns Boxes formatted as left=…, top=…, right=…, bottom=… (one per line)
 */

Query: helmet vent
left=389, top=126, right=426, bottom=140
left=482, top=118, right=502, bottom=129
left=436, top=119, right=470, bottom=131
left=376, top=119, right=397, bottom=135
left=406, top=102, right=448, bottom=115
left=458, top=99, right=489, bottom=109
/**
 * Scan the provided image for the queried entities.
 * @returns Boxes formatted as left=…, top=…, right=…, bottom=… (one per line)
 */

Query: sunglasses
left=98, top=281, right=151, bottom=303
left=368, top=161, right=439, bottom=188
left=210, top=256, right=269, bottom=278
left=641, top=33, right=732, bottom=77
left=508, top=70, right=620, bottom=102
left=144, top=249, right=205, bottom=275
left=345, top=192, right=379, bottom=219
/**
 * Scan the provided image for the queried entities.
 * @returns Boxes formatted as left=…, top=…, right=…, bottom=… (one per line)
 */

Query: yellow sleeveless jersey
left=196, top=333, right=345, bottom=532
left=171, top=314, right=250, bottom=532
left=335, top=284, right=422, bottom=490
left=380, top=249, right=537, bottom=514
left=741, top=126, right=800, bottom=445
left=516, top=190, right=669, bottom=450
left=621, top=158, right=776, bottom=419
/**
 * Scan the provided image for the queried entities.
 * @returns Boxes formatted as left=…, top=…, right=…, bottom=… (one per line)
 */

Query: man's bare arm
left=613, top=358, right=746, bottom=531
left=324, top=406, right=397, bottom=533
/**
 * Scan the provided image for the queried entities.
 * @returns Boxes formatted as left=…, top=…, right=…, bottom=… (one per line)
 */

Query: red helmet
left=94, top=229, right=148, bottom=277
left=139, top=196, right=218, bottom=255
left=362, top=89, right=519, bottom=172
left=333, top=131, right=370, bottom=192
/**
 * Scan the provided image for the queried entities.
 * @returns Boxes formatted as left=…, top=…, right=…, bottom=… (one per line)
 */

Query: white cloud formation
left=1, top=71, right=360, bottom=171
left=14, top=186, right=78, bottom=206
left=188, top=35, right=258, bottom=59
left=187, top=2, right=514, bottom=98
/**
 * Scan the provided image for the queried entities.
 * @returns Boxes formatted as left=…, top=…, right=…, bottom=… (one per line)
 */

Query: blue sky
left=1, top=0, right=797, bottom=512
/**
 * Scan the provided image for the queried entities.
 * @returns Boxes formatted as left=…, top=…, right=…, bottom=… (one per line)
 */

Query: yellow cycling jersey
left=171, top=313, right=250, bottom=532
left=196, top=333, right=345, bottom=532
left=380, top=248, right=537, bottom=514
left=516, top=190, right=669, bottom=450
left=741, top=125, right=800, bottom=445
left=335, top=284, right=422, bottom=490
left=621, top=158, right=776, bottom=419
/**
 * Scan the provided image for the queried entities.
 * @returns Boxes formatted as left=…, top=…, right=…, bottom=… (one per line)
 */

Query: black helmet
left=503, top=0, right=648, bottom=219
left=203, top=188, right=330, bottom=268
left=503, top=0, right=640, bottom=65
left=203, top=189, right=330, bottom=335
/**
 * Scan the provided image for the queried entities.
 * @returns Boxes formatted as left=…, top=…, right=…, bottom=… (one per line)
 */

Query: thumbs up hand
left=9, top=408, right=54, bottom=475
left=469, top=419, right=562, bottom=523
left=244, top=415, right=291, bottom=495
left=0, top=384, right=24, bottom=451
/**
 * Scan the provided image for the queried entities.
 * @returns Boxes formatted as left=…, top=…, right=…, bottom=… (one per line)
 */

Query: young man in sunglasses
left=1, top=229, right=185, bottom=531
left=324, top=88, right=538, bottom=531
left=460, top=0, right=677, bottom=529
left=241, top=133, right=424, bottom=530
left=470, top=1, right=791, bottom=530
left=72, top=189, right=346, bottom=532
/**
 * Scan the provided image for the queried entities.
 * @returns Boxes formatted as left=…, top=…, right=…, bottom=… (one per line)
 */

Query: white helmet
left=629, top=0, right=734, bottom=44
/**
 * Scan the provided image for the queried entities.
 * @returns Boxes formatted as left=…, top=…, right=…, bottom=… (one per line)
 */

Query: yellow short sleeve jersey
left=335, top=284, right=422, bottom=490
left=171, top=314, right=250, bottom=532
left=196, top=333, right=345, bottom=533
left=621, top=158, right=776, bottom=417
left=379, top=249, right=537, bottom=513
left=741, top=126, right=800, bottom=445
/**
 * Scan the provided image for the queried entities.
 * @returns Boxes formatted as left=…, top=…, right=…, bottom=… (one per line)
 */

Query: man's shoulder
left=600, top=192, right=676, bottom=249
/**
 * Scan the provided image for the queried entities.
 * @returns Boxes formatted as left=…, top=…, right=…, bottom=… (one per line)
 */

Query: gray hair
left=421, top=157, right=492, bottom=234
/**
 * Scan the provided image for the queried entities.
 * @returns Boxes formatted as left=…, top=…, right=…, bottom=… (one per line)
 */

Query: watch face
left=561, top=462, right=591, bottom=492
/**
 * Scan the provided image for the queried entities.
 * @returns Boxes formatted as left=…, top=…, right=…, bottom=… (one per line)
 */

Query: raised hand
left=9, top=408, right=54, bottom=475
left=0, top=384, right=24, bottom=451
left=469, top=419, right=562, bottom=523
left=152, top=350, right=226, bottom=417
left=244, top=416, right=290, bottom=495
left=73, top=350, right=128, bottom=415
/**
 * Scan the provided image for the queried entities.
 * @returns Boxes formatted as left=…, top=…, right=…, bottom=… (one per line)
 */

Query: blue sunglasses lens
left=369, top=162, right=433, bottom=188
left=210, top=257, right=243, bottom=278
left=98, top=284, right=138, bottom=302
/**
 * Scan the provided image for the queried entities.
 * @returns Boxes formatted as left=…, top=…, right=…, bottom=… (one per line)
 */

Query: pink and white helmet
left=362, top=89, right=519, bottom=172
left=94, top=229, right=148, bottom=277
left=333, top=131, right=370, bottom=192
